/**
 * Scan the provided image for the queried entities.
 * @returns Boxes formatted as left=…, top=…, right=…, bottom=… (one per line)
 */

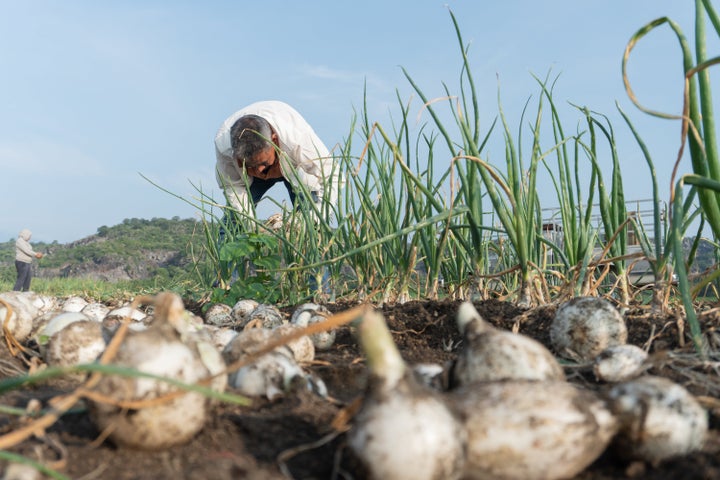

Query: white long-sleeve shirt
left=214, top=100, right=339, bottom=216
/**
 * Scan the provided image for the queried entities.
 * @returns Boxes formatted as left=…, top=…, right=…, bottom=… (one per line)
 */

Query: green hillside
left=0, top=217, right=207, bottom=284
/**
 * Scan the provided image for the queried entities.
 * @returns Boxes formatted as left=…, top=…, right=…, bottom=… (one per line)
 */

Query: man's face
left=244, top=146, right=277, bottom=177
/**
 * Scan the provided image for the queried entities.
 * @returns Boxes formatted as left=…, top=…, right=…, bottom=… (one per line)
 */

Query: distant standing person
left=13, top=229, right=43, bottom=292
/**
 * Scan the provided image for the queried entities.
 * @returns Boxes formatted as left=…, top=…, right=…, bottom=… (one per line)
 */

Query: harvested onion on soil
left=105, top=304, right=147, bottom=322
left=347, top=308, right=466, bottom=480
left=81, top=302, right=111, bottom=322
left=204, top=302, right=233, bottom=327
left=60, top=295, right=88, bottom=313
left=231, top=299, right=259, bottom=328
left=290, top=302, right=335, bottom=350
left=603, top=375, right=708, bottom=464
left=550, top=296, right=627, bottom=361
left=222, top=327, right=321, bottom=399
left=87, top=292, right=225, bottom=450
left=205, top=324, right=239, bottom=351
left=35, top=311, right=91, bottom=353
left=271, top=323, right=315, bottom=363
left=448, top=379, right=618, bottom=480
left=450, top=301, right=565, bottom=387
left=0, top=291, right=43, bottom=342
left=44, top=319, right=105, bottom=380
left=593, top=344, right=648, bottom=382
left=246, top=304, right=285, bottom=329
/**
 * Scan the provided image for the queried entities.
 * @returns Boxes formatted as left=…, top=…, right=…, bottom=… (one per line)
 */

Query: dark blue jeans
left=219, top=177, right=316, bottom=241
left=13, top=260, right=32, bottom=291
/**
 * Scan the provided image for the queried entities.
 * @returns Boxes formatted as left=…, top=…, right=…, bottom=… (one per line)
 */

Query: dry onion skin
left=550, top=296, right=628, bottom=361
left=0, top=291, right=42, bottom=342
left=448, top=380, right=618, bottom=480
left=87, top=293, right=224, bottom=450
left=347, top=309, right=466, bottom=480
left=603, top=375, right=708, bottom=464
left=451, top=302, right=565, bottom=387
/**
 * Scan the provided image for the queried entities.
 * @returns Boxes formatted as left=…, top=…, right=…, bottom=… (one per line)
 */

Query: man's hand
left=35, top=252, right=43, bottom=259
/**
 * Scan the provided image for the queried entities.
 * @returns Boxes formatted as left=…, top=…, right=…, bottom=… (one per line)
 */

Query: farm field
left=1, top=297, right=719, bottom=479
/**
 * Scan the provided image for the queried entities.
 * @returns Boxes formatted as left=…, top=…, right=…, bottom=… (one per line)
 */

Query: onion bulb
left=550, top=296, right=627, bottom=361
left=593, top=344, right=648, bottom=383
left=290, top=303, right=335, bottom=350
left=222, top=327, right=308, bottom=400
left=451, top=301, right=564, bottom=387
left=448, top=379, right=618, bottom=480
left=87, top=292, right=224, bottom=450
left=0, top=291, right=42, bottom=342
left=44, top=319, right=105, bottom=380
left=347, top=308, right=465, bottom=480
left=603, top=375, right=708, bottom=463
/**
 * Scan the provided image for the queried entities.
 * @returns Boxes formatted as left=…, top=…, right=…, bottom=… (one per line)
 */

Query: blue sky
left=1, top=1, right=713, bottom=243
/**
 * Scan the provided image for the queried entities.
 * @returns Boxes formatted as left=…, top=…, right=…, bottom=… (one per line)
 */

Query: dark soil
left=2, top=298, right=720, bottom=479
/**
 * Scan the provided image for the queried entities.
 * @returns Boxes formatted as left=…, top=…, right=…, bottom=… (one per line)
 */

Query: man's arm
left=16, top=239, right=37, bottom=258
left=215, top=148, right=255, bottom=216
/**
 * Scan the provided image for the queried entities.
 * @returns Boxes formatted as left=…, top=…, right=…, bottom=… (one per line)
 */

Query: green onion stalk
left=534, top=76, right=599, bottom=297
left=623, top=0, right=720, bottom=353
left=576, top=108, right=630, bottom=305
left=403, top=10, right=553, bottom=307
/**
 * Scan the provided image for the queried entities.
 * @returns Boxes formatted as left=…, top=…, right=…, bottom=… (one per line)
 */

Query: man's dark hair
left=230, top=114, right=274, bottom=165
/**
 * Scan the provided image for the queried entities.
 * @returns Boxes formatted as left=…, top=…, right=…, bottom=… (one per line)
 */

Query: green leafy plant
left=212, top=232, right=283, bottom=305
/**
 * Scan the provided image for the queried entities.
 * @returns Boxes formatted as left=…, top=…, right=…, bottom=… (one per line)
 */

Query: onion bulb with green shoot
left=448, top=379, right=618, bottom=480
left=87, top=292, right=226, bottom=450
left=450, top=301, right=564, bottom=387
left=347, top=308, right=466, bottom=480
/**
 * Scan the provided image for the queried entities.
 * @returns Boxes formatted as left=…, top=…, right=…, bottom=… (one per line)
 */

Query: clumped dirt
left=1, top=298, right=720, bottom=479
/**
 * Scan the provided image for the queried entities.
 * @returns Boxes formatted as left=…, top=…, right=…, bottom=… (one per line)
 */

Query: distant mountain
left=0, top=217, right=207, bottom=283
